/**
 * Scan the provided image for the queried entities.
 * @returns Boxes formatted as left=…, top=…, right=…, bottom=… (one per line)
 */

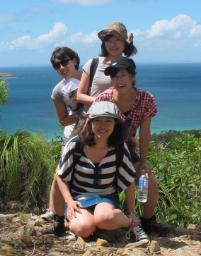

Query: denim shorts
left=74, top=194, right=119, bottom=209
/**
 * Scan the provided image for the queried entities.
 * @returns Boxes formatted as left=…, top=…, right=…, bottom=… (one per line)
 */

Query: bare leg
left=142, top=173, right=159, bottom=218
left=93, top=203, right=130, bottom=230
left=134, top=162, right=159, bottom=219
left=48, top=146, right=65, bottom=213
left=69, top=209, right=96, bottom=238
left=50, top=174, right=65, bottom=216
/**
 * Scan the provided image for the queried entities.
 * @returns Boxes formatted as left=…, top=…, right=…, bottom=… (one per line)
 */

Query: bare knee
left=94, top=209, right=115, bottom=225
left=70, top=219, right=95, bottom=238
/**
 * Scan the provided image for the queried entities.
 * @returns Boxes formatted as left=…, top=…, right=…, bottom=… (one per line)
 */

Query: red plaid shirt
left=95, top=87, right=157, bottom=140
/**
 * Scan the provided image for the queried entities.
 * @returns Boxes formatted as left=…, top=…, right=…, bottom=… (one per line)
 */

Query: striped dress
left=57, top=138, right=136, bottom=197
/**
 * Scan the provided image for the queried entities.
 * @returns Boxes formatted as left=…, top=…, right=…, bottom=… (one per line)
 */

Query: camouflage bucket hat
left=98, top=22, right=128, bottom=41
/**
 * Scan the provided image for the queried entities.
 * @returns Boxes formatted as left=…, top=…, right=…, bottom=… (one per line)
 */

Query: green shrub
left=0, top=80, right=8, bottom=105
left=0, top=130, right=57, bottom=210
left=148, top=131, right=201, bottom=227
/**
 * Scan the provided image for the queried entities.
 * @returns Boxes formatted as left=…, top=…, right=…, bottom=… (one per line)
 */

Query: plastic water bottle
left=138, top=170, right=148, bottom=203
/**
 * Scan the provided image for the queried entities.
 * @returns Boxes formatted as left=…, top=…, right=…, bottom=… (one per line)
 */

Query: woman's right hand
left=127, top=212, right=141, bottom=228
left=67, top=199, right=83, bottom=220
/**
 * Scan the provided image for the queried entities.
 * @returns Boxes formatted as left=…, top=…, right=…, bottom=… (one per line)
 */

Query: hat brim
left=98, top=29, right=126, bottom=41
left=89, top=113, right=119, bottom=119
left=87, top=101, right=120, bottom=120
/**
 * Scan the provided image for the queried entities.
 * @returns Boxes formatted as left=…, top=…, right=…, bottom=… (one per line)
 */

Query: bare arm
left=139, top=117, right=151, bottom=166
left=56, top=175, right=82, bottom=219
left=125, top=182, right=140, bottom=226
left=56, top=175, right=73, bottom=204
left=125, top=182, right=136, bottom=215
left=76, top=71, right=96, bottom=105
left=53, top=100, right=77, bottom=126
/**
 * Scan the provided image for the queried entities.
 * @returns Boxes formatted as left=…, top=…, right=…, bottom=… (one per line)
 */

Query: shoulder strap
left=69, top=137, right=83, bottom=184
left=116, top=144, right=124, bottom=170
left=115, top=143, right=124, bottom=190
left=71, top=136, right=83, bottom=164
left=88, top=58, right=99, bottom=94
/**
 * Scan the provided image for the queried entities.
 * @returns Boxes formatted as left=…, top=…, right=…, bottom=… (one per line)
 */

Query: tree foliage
left=0, top=80, right=8, bottom=105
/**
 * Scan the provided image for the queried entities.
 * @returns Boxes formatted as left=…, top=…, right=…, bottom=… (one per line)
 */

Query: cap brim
left=89, top=113, right=118, bottom=119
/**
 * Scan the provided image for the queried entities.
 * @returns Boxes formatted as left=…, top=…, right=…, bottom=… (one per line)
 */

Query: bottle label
left=139, top=176, right=146, bottom=187
left=139, top=178, right=144, bottom=186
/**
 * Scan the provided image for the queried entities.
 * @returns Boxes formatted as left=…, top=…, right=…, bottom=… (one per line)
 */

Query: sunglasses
left=52, top=57, right=70, bottom=70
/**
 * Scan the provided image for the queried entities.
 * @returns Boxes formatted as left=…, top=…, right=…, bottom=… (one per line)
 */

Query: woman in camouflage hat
left=76, top=21, right=137, bottom=110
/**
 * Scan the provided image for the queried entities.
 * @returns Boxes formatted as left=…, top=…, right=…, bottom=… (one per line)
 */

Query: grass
left=0, top=130, right=57, bottom=210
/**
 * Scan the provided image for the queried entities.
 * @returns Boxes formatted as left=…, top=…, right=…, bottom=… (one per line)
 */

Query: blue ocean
left=0, top=63, right=201, bottom=139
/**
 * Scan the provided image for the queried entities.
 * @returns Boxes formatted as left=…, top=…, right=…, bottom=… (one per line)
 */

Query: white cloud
left=38, top=22, right=67, bottom=43
left=2, top=22, right=67, bottom=49
left=130, top=29, right=144, bottom=38
left=56, top=0, right=110, bottom=5
left=1, top=13, right=201, bottom=56
left=10, top=35, right=34, bottom=49
left=70, top=31, right=98, bottom=44
left=147, top=14, right=201, bottom=39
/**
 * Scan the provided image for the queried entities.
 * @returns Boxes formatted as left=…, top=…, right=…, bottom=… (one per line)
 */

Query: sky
left=0, top=0, right=201, bottom=67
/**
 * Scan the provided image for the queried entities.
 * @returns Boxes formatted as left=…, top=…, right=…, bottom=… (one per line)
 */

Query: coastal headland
left=0, top=72, right=15, bottom=78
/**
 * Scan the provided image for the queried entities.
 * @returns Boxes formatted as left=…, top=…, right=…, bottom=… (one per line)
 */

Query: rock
left=117, top=247, right=148, bottom=256
left=170, top=246, right=201, bottom=256
left=20, top=235, right=33, bottom=247
left=96, top=238, right=109, bottom=247
left=187, top=224, right=198, bottom=230
left=75, top=236, right=85, bottom=245
left=149, top=240, right=160, bottom=253
left=82, top=250, right=93, bottom=256
left=125, top=239, right=149, bottom=248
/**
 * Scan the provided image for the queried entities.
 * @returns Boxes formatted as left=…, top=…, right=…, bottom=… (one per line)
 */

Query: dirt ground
left=0, top=212, right=200, bottom=256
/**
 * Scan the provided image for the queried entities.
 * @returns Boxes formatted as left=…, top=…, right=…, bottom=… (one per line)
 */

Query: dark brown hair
left=79, top=118, right=124, bottom=148
left=100, top=34, right=137, bottom=57
left=50, top=46, right=80, bottom=70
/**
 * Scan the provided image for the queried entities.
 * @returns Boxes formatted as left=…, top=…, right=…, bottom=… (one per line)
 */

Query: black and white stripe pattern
left=57, top=139, right=136, bottom=196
